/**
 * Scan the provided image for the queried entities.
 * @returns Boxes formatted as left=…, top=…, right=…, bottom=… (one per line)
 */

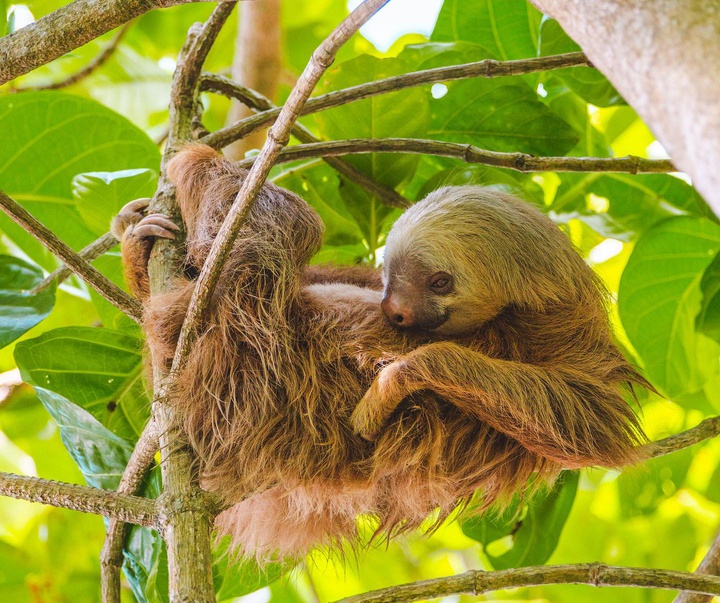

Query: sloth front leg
left=110, top=198, right=180, bottom=301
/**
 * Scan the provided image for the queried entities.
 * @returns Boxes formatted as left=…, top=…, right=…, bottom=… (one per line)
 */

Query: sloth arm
left=303, top=264, right=383, bottom=290
left=350, top=341, right=643, bottom=468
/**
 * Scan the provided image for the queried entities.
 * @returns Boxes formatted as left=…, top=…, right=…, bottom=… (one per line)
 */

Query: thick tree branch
left=207, top=75, right=408, bottom=207
left=0, top=189, right=142, bottom=321
left=0, top=472, right=157, bottom=527
left=171, top=0, right=392, bottom=370
left=101, top=420, right=159, bottom=603
left=12, top=22, right=131, bottom=92
left=200, top=52, right=591, bottom=149
left=0, top=0, right=238, bottom=86
left=147, top=5, right=237, bottom=603
left=334, top=564, right=720, bottom=603
left=529, top=1, right=720, bottom=218
left=30, top=232, right=118, bottom=294
left=236, top=138, right=676, bottom=174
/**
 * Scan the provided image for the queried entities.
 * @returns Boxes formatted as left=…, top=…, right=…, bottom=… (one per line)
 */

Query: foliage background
left=0, top=0, right=719, bottom=601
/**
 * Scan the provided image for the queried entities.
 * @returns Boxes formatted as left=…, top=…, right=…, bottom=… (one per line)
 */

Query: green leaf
left=618, top=217, right=720, bottom=398
left=73, top=169, right=157, bottom=235
left=32, top=387, right=133, bottom=489
left=432, top=0, right=542, bottom=61
left=697, top=252, right=720, bottom=342
left=551, top=174, right=712, bottom=241
left=213, top=537, right=290, bottom=600
left=0, top=92, right=160, bottom=270
left=314, top=54, right=429, bottom=189
left=14, top=327, right=148, bottom=439
left=538, top=18, right=622, bottom=107
left=0, top=255, right=55, bottom=349
left=461, top=471, right=579, bottom=569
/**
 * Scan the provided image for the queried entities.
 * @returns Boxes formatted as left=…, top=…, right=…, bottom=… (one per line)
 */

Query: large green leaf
left=314, top=54, right=429, bottom=189
left=538, top=18, right=622, bottom=107
left=0, top=92, right=160, bottom=270
left=0, top=255, right=55, bottom=349
left=551, top=174, right=712, bottom=241
left=432, top=0, right=542, bottom=61
left=618, top=217, right=720, bottom=398
left=697, top=252, right=720, bottom=342
left=14, top=326, right=148, bottom=439
left=73, top=169, right=157, bottom=235
left=461, top=471, right=579, bottom=569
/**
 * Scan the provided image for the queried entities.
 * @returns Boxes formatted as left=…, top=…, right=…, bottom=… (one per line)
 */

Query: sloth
left=112, top=144, right=649, bottom=560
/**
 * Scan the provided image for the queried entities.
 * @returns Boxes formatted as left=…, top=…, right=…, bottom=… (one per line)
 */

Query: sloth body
left=113, top=145, right=647, bottom=559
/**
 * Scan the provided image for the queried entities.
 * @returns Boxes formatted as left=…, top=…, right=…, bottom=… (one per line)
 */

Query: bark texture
left=530, top=0, right=720, bottom=217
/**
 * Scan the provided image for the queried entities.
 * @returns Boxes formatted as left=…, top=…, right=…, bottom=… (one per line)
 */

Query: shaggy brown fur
left=112, top=144, right=649, bottom=560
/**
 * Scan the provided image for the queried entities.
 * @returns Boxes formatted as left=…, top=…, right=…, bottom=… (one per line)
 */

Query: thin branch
left=648, top=415, right=720, bottom=458
left=0, top=472, right=157, bottom=527
left=170, top=0, right=392, bottom=371
left=675, top=530, right=720, bottom=603
left=30, top=232, right=118, bottom=294
left=335, top=563, right=720, bottom=603
left=0, top=189, right=142, bottom=322
left=236, top=138, right=676, bottom=174
left=0, top=0, right=238, bottom=86
left=13, top=22, right=131, bottom=92
left=101, top=420, right=159, bottom=603
left=207, top=75, right=408, bottom=207
left=200, top=52, right=591, bottom=149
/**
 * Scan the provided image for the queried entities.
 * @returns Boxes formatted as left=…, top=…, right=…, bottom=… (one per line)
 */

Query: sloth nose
left=381, top=295, right=414, bottom=328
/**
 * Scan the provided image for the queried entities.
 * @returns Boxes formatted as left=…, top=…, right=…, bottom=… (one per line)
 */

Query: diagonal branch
left=0, top=189, right=142, bottom=321
left=206, top=76, right=408, bottom=207
left=236, top=138, right=676, bottom=174
left=200, top=52, right=591, bottom=149
left=0, top=0, right=239, bottom=86
left=0, top=472, right=158, bottom=527
left=675, top=530, right=720, bottom=603
left=170, top=0, right=392, bottom=371
left=334, top=563, right=720, bottom=603
left=648, top=415, right=720, bottom=458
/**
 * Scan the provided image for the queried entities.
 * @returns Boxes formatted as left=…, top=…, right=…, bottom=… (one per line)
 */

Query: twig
left=171, top=0, right=392, bottom=371
left=334, top=563, right=720, bottom=603
left=206, top=75, right=408, bottom=207
left=13, top=22, right=131, bottom=92
left=200, top=52, right=591, bottom=149
left=0, top=189, right=142, bottom=322
left=235, top=138, right=676, bottom=174
left=0, top=0, right=237, bottom=86
left=101, top=420, right=159, bottom=603
left=675, top=530, right=720, bottom=603
left=0, top=472, right=157, bottom=527
left=30, top=232, right=118, bottom=294
left=149, top=5, right=238, bottom=603
left=648, top=415, right=720, bottom=458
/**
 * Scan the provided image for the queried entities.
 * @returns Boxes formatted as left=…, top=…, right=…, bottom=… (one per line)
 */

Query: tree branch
left=30, top=232, right=118, bottom=294
left=647, top=415, right=720, bottom=458
left=235, top=138, right=676, bottom=174
left=675, top=530, right=720, bottom=603
left=200, top=52, right=591, bottom=150
left=208, top=75, right=408, bottom=207
left=101, top=420, right=159, bottom=603
left=12, top=22, right=131, bottom=92
left=0, top=472, right=157, bottom=527
left=148, top=5, right=237, bottom=603
left=334, top=564, right=720, bottom=603
left=0, top=0, right=239, bottom=86
left=170, top=0, right=392, bottom=371
left=0, top=189, right=142, bottom=321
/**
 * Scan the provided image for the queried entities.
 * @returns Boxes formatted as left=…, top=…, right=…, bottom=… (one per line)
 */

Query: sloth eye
left=428, top=272, right=453, bottom=294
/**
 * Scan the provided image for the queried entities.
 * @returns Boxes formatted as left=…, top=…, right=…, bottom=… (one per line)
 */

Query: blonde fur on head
left=114, top=144, right=650, bottom=562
